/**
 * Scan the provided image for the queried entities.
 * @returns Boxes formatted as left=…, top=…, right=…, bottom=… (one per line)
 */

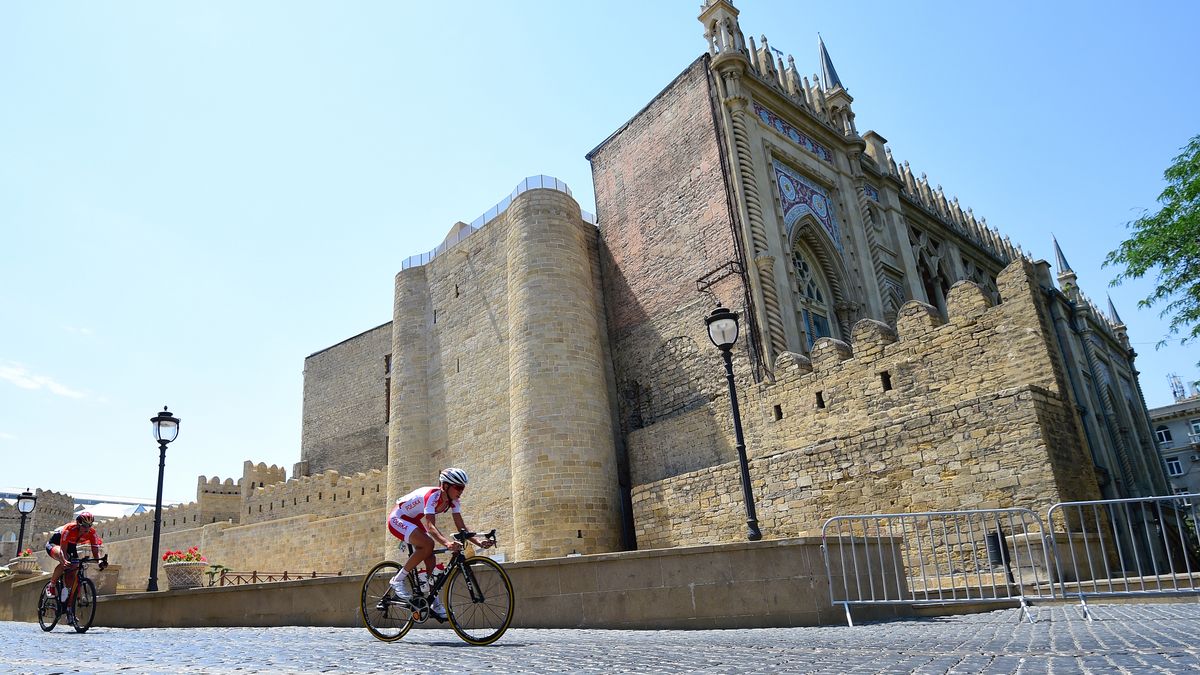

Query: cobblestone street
left=4, top=603, right=1200, bottom=674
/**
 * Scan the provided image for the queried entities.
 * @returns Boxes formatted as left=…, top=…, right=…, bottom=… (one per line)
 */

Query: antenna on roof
left=1170, top=373, right=1186, bottom=402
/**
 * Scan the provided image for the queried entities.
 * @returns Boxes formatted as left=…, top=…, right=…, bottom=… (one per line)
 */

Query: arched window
left=909, top=226, right=951, bottom=315
left=792, top=243, right=834, bottom=349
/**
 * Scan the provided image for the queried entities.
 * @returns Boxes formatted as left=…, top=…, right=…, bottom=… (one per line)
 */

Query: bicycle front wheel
left=445, top=555, right=514, bottom=645
left=360, top=561, right=414, bottom=642
left=37, top=586, right=58, bottom=632
left=71, top=578, right=97, bottom=633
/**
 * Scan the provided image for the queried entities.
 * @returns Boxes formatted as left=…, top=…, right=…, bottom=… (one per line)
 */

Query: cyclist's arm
left=423, top=514, right=456, bottom=549
left=451, top=512, right=494, bottom=548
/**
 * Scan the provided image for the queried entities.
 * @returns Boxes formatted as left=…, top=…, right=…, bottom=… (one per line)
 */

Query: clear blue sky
left=3, top=1, right=1198, bottom=504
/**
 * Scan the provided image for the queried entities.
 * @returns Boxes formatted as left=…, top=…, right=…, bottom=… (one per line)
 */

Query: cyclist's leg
left=46, top=545, right=67, bottom=589
left=402, top=529, right=435, bottom=575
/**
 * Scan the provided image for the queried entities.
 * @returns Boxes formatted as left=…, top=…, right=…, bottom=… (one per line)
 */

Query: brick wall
left=589, top=56, right=753, bottom=447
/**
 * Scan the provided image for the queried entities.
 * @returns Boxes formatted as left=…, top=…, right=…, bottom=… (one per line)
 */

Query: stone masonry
left=387, top=188, right=622, bottom=561
left=630, top=259, right=1101, bottom=548
left=300, top=322, right=392, bottom=478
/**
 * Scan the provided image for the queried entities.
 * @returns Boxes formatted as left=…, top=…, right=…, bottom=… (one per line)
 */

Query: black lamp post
left=705, top=306, right=762, bottom=541
left=15, top=489, right=37, bottom=555
left=147, top=405, right=180, bottom=591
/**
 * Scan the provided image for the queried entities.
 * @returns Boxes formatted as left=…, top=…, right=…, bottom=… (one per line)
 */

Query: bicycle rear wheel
left=37, top=585, right=59, bottom=632
left=71, top=578, right=97, bottom=633
left=360, top=561, right=414, bottom=642
left=445, top=556, right=514, bottom=645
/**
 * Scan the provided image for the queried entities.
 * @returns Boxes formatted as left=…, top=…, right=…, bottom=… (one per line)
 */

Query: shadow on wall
left=600, top=239, right=747, bottom=489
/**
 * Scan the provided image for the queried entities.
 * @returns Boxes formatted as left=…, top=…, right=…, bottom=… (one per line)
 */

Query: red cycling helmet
left=76, top=512, right=95, bottom=526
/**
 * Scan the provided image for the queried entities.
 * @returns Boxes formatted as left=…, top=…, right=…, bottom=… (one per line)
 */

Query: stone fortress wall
left=629, top=259, right=1101, bottom=548
left=300, top=323, right=392, bottom=478
left=241, top=468, right=388, bottom=526
left=0, top=490, right=74, bottom=560
left=386, top=204, right=517, bottom=561
left=24, top=461, right=389, bottom=590
left=387, top=187, right=623, bottom=561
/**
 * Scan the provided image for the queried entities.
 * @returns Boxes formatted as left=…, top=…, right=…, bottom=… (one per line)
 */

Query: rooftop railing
left=401, top=175, right=596, bottom=271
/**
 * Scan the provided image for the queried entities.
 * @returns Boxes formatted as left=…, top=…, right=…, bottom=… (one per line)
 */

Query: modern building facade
left=1151, top=391, right=1200, bottom=499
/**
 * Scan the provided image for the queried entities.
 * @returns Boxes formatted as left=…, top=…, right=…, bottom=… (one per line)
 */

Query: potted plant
left=9, top=548, right=40, bottom=574
left=162, top=547, right=208, bottom=589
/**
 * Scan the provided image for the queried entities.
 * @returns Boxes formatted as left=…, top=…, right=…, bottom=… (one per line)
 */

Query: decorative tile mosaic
left=863, top=183, right=880, bottom=202
left=753, top=103, right=833, bottom=163
left=772, top=159, right=842, bottom=254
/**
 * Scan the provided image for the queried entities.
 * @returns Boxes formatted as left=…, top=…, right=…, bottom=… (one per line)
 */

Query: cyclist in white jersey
left=386, top=467, right=493, bottom=620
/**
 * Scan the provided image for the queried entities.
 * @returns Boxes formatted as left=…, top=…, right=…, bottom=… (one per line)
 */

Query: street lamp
left=147, top=405, right=180, bottom=592
left=705, top=306, right=762, bottom=541
left=15, top=489, right=37, bottom=555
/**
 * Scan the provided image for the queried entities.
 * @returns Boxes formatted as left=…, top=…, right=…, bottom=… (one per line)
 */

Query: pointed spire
left=1107, top=295, right=1125, bottom=325
left=818, top=34, right=845, bottom=90
left=1052, top=234, right=1074, bottom=275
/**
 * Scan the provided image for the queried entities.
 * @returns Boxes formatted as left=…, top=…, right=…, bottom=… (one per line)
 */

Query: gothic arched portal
left=789, top=216, right=855, bottom=350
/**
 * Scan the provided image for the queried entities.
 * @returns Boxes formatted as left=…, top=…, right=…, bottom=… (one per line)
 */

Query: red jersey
left=53, top=522, right=103, bottom=553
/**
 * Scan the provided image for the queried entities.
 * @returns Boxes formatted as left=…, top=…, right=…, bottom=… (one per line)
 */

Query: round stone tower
left=505, top=188, right=622, bottom=559
left=386, top=264, right=433, bottom=557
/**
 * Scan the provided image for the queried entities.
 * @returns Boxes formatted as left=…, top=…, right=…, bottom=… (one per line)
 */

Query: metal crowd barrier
left=1045, top=494, right=1200, bottom=620
left=822, top=508, right=1055, bottom=626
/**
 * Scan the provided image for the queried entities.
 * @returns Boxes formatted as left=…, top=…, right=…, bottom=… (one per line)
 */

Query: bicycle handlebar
left=431, top=529, right=498, bottom=555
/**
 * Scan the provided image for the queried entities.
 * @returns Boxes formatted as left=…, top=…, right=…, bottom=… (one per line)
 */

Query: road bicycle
left=37, top=553, right=108, bottom=633
left=360, top=529, right=514, bottom=646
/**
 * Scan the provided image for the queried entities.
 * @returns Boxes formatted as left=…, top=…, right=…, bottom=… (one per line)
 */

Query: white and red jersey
left=392, top=486, right=460, bottom=528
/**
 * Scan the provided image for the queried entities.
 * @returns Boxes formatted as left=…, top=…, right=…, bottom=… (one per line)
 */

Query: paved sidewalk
left=3, top=603, right=1200, bottom=673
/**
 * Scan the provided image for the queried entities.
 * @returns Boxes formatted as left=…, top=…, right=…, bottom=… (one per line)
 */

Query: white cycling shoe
left=430, top=595, right=448, bottom=622
left=389, top=576, right=411, bottom=602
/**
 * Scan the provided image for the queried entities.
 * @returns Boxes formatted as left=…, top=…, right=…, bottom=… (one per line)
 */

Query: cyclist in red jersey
left=386, top=468, right=493, bottom=620
left=46, top=512, right=107, bottom=600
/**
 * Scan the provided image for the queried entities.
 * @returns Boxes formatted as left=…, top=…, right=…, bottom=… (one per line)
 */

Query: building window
left=1166, top=456, right=1184, bottom=477
left=792, top=245, right=833, bottom=349
left=1157, top=425, right=1174, bottom=447
left=1191, top=419, right=1200, bottom=437
left=1174, top=487, right=1192, bottom=507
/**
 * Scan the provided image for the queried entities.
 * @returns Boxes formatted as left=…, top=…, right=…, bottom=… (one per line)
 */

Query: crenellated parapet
left=241, top=461, right=287, bottom=502
left=196, top=475, right=243, bottom=525
left=93, top=500, right=207, bottom=543
left=242, top=468, right=388, bottom=525
left=763, top=258, right=1057, bottom=402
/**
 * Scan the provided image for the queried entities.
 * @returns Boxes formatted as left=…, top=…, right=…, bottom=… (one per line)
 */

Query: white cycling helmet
left=439, top=467, right=469, bottom=486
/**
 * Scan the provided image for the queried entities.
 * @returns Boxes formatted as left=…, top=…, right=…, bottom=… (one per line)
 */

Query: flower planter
left=164, top=561, right=208, bottom=589
left=8, top=557, right=40, bottom=574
